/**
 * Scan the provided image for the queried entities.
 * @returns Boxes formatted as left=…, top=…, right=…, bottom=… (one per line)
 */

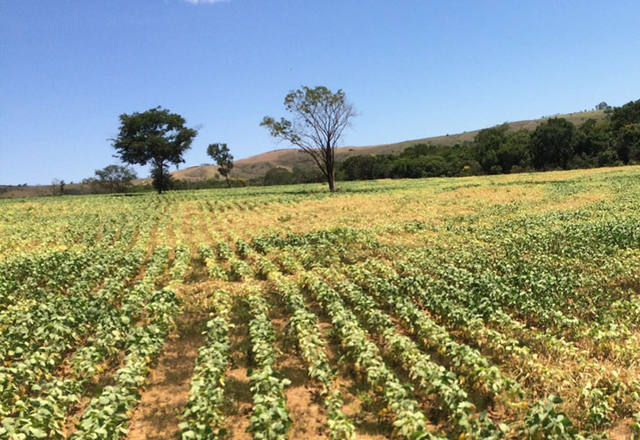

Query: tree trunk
left=155, top=160, right=164, bottom=194
left=326, top=154, right=335, bottom=192
left=225, top=175, right=231, bottom=188
left=327, top=144, right=336, bottom=192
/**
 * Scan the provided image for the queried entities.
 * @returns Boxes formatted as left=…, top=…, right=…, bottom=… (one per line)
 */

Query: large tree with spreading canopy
left=112, top=106, right=197, bottom=193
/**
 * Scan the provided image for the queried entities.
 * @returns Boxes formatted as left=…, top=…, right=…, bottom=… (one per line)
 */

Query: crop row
left=301, top=272, right=444, bottom=440
left=245, top=290, right=292, bottom=440
left=0, top=246, right=172, bottom=439
left=269, top=273, right=356, bottom=440
left=0, top=250, right=145, bottom=419
left=330, top=273, right=502, bottom=438
left=70, top=288, right=179, bottom=439
left=179, top=289, right=233, bottom=439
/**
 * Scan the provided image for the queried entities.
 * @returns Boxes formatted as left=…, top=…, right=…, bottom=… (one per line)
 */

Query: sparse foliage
left=51, top=178, right=65, bottom=196
left=261, top=86, right=356, bottom=192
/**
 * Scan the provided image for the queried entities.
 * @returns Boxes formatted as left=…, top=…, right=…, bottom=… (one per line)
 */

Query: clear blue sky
left=1, top=0, right=639, bottom=185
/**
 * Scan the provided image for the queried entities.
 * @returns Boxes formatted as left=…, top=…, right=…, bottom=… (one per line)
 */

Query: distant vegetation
left=3, top=100, right=640, bottom=198
left=332, top=99, right=639, bottom=182
left=207, top=143, right=234, bottom=188
left=242, top=99, right=640, bottom=187
left=82, top=164, right=137, bottom=193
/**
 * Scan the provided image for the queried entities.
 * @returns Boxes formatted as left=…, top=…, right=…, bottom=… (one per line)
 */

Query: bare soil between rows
left=127, top=312, right=206, bottom=440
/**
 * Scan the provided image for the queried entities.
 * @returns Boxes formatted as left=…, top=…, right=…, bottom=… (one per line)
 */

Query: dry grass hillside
left=174, top=109, right=605, bottom=181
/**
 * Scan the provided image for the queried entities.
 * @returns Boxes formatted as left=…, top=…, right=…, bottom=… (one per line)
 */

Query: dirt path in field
left=269, top=295, right=329, bottom=439
left=127, top=312, right=205, bottom=440
left=223, top=298, right=253, bottom=440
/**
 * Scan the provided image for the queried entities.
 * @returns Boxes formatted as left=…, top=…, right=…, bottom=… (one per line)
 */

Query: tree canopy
left=473, top=123, right=509, bottom=174
left=112, top=107, right=197, bottom=193
left=530, top=118, right=576, bottom=170
left=261, top=86, right=356, bottom=192
left=610, top=99, right=640, bottom=131
left=207, top=143, right=234, bottom=188
left=93, top=164, right=137, bottom=193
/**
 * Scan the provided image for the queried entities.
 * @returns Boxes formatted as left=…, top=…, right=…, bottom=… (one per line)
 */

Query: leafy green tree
left=340, top=154, right=392, bottom=180
left=472, top=124, right=531, bottom=174
left=473, top=124, right=509, bottom=173
left=597, top=149, right=620, bottom=166
left=573, top=119, right=611, bottom=158
left=529, top=118, right=576, bottom=170
left=610, top=99, right=640, bottom=131
left=291, top=166, right=325, bottom=184
left=391, top=155, right=448, bottom=178
left=616, top=123, right=640, bottom=164
left=207, top=143, right=234, bottom=188
left=112, top=106, right=197, bottom=193
left=498, top=130, right=531, bottom=173
left=402, top=143, right=439, bottom=158
left=93, top=164, right=137, bottom=193
left=261, top=86, right=356, bottom=192
left=263, top=167, right=294, bottom=186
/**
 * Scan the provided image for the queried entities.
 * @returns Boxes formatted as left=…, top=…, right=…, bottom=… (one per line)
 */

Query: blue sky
left=1, top=0, right=639, bottom=185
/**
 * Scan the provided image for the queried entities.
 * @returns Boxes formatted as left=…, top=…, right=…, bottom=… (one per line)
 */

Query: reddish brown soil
left=309, top=302, right=390, bottom=440
left=609, top=418, right=635, bottom=440
left=280, top=360, right=327, bottom=439
left=269, top=298, right=329, bottom=439
left=127, top=313, right=205, bottom=440
left=222, top=299, right=253, bottom=440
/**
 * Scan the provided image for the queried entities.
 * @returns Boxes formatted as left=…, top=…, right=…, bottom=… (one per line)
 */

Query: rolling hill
left=172, top=109, right=606, bottom=181
left=0, top=108, right=606, bottom=198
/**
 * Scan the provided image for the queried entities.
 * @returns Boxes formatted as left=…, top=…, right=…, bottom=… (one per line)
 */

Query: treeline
left=260, top=99, right=640, bottom=185
left=136, top=166, right=324, bottom=191
left=28, top=99, right=640, bottom=198
left=341, top=100, right=640, bottom=180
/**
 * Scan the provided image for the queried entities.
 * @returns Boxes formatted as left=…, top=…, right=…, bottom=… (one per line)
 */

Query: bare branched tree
left=261, top=86, right=356, bottom=192
left=51, top=178, right=65, bottom=196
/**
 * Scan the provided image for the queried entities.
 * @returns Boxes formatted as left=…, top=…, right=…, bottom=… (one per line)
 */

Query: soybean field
left=2, top=166, right=640, bottom=440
